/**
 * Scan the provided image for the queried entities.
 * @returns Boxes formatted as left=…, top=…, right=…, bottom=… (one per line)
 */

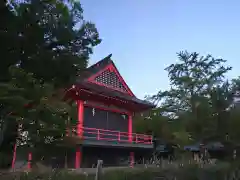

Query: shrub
left=0, top=162, right=238, bottom=180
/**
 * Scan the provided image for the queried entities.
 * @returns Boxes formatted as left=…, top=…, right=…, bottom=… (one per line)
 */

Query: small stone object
left=233, top=149, right=237, bottom=160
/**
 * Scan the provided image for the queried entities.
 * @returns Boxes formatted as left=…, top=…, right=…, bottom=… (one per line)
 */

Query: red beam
left=84, top=103, right=130, bottom=115
left=69, top=87, right=153, bottom=112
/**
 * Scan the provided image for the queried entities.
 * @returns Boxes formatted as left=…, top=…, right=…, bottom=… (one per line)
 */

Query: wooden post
left=95, top=160, right=103, bottom=180
left=65, top=151, right=68, bottom=168
left=233, top=149, right=237, bottom=160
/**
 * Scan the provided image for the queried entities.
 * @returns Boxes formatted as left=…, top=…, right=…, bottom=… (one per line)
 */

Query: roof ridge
left=87, top=54, right=112, bottom=69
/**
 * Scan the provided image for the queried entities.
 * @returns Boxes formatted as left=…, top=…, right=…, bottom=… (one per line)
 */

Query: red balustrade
left=70, top=126, right=152, bottom=145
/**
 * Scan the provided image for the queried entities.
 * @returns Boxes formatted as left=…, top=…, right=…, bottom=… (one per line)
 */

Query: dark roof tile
left=79, top=54, right=112, bottom=80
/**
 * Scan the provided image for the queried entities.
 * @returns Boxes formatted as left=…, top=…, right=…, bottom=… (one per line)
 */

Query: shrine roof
left=79, top=54, right=113, bottom=80
left=76, top=54, right=155, bottom=110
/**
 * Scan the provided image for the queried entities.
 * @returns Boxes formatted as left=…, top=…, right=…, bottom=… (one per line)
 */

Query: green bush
left=0, top=170, right=90, bottom=180
left=102, top=165, right=231, bottom=180
left=0, top=152, right=12, bottom=169
left=1, top=163, right=239, bottom=180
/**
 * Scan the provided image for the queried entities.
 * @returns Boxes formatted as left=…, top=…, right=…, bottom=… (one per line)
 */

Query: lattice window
left=95, top=69, right=127, bottom=92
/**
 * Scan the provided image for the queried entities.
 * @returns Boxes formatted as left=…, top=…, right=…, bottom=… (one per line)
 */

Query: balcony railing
left=68, top=127, right=152, bottom=145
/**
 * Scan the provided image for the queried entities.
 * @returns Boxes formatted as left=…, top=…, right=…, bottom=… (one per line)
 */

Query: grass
left=1, top=161, right=238, bottom=180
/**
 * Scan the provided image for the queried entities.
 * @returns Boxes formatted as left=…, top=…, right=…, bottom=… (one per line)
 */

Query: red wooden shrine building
left=12, top=54, right=155, bottom=169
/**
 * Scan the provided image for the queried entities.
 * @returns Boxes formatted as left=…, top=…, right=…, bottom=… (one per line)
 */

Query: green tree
left=149, top=51, right=232, bottom=142
left=133, top=108, right=191, bottom=147
left=224, top=77, right=240, bottom=143
left=2, top=0, right=101, bottom=86
left=0, top=67, right=74, bottom=167
left=0, top=0, right=100, bottom=167
left=133, top=109, right=172, bottom=140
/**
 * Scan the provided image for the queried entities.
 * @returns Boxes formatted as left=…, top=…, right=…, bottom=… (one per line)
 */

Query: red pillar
left=77, top=100, right=84, bottom=137
left=75, top=147, right=81, bottom=169
left=75, top=100, right=84, bottom=169
left=27, top=152, right=32, bottom=170
left=12, top=145, right=32, bottom=170
left=130, top=152, right=134, bottom=167
left=128, top=114, right=133, bottom=142
left=11, top=144, right=17, bottom=169
left=12, top=122, right=19, bottom=169
left=128, top=114, right=134, bottom=167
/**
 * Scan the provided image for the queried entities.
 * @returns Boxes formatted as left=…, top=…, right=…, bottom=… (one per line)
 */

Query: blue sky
left=81, top=0, right=240, bottom=99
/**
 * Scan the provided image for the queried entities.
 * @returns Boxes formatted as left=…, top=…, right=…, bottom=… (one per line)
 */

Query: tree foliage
left=0, top=0, right=100, bottom=167
left=1, top=0, right=101, bottom=86
left=135, top=51, right=240, bottom=147
left=151, top=51, right=231, bottom=115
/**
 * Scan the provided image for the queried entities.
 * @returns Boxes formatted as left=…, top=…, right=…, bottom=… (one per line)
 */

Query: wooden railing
left=69, top=127, right=153, bottom=145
